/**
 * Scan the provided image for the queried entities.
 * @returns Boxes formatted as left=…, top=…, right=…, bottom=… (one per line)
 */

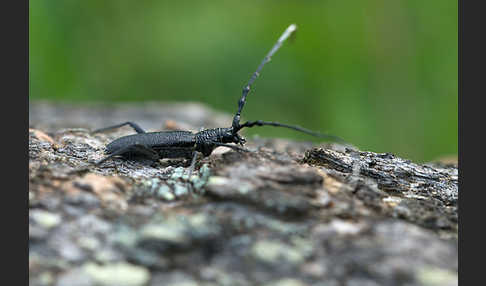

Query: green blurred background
left=29, top=0, right=457, bottom=162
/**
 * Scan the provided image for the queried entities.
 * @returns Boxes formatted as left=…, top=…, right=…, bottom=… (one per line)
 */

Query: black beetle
left=93, top=24, right=344, bottom=170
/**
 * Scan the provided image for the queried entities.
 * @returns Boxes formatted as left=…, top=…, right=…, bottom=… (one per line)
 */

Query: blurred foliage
left=29, top=0, right=457, bottom=162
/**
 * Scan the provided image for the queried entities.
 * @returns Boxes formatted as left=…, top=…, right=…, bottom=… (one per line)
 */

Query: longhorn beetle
left=92, top=24, right=345, bottom=172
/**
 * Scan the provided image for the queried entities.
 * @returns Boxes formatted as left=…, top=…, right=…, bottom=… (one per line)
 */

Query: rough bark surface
left=29, top=101, right=458, bottom=286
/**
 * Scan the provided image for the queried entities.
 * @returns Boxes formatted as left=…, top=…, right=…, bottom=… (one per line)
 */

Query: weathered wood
left=29, top=102, right=458, bottom=286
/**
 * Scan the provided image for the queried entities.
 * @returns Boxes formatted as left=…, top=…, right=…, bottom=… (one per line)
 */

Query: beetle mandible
left=92, top=24, right=344, bottom=170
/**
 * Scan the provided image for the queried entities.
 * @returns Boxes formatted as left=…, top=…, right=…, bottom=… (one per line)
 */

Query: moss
left=251, top=240, right=306, bottom=265
left=82, top=262, right=150, bottom=286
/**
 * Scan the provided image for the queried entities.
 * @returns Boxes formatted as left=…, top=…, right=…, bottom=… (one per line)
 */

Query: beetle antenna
left=237, top=120, right=348, bottom=144
left=232, top=24, right=297, bottom=130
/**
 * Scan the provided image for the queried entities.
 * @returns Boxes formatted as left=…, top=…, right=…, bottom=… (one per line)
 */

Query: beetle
left=92, top=24, right=345, bottom=171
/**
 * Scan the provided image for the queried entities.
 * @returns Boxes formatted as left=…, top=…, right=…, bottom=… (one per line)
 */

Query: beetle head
left=222, top=127, right=246, bottom=146
left=216, top=127, right=245, bottom=146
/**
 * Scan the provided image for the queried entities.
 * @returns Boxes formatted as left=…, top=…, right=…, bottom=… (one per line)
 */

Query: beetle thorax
left=196, top=128, right=231, bottom=144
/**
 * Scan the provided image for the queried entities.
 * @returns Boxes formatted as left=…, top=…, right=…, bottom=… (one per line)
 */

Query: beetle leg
left=129, top=144, right=160, bottom=160
left=186, top=151, right=199, bottom=177
left=95, top=145, right=134, bottom=165
left=211, top=142, right=249, bottom=153
left=95, top=144, right=159, bottom=165
left=91, top=122, right=146, bottom=134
